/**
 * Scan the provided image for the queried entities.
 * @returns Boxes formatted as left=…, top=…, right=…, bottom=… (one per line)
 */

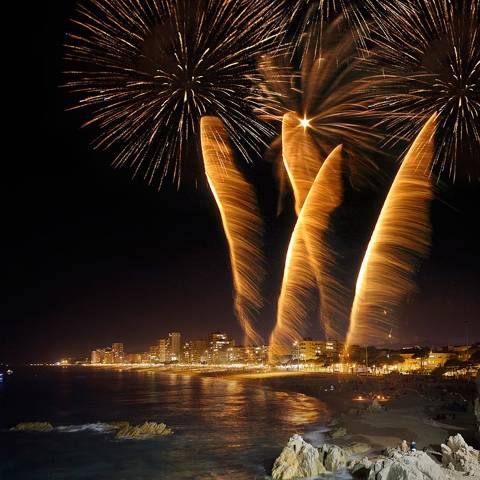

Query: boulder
left=349, top=456, right=372, bottom=478
left=368, top=450, right=447, bottom=480
left=320, top=444, right=348, bottom=472
left=12, top=422, right=54, bottom=432
left=271, top=434, right=326, bottom=480
left=115, top=421, right=173, bottom=439
left=441, top=433, right=480, bottom=476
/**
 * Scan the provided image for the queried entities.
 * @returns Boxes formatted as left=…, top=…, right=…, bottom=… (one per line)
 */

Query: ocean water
left=0, top=368, right=344, bottom=479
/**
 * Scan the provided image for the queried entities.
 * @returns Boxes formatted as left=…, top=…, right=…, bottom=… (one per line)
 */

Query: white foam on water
left=55, top=423, right=116, bottom=434
left=303, top=426, right=329, bottom=447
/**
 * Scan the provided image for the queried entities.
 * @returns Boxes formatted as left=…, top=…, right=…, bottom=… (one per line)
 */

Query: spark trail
left=346, top=113, right=437, bottom=347
left=200, top=116, right=265, bottom=346
left=269, top=144, right=345, bottom=361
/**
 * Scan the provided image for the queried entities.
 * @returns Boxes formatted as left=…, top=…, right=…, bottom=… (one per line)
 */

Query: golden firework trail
left=346, top=113, right=437, bottom=348
left=269, top=144, right=345, bottom=361
left=200, top=116, right=265, bottom=346
left=282, top=112, right=324, bottom=215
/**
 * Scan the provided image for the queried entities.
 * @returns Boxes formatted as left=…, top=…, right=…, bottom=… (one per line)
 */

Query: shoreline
left=119, top=365, right=478, bottom=454
left=19, top=365, right=479, bottom=453
left=197, top=369, right=478, bottom=454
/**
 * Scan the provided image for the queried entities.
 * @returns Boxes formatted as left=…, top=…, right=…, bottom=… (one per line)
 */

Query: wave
left=55, top=423, right=116, bottom=434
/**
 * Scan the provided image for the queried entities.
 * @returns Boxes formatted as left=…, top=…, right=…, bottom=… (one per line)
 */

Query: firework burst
left=276, top=0, right=376, bottom=53
left=368, top=0, right=480, bottom=181
left=64, top=0, right=283, bottom=186
left=258, top=16, right=381, bottom=190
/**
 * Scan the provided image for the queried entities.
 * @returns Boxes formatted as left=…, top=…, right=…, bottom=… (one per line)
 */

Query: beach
left=226, top=370, right=478, bottom=454
left=91, top=365, right=479, bottom=453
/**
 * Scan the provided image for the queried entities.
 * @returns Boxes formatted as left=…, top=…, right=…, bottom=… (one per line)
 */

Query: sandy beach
left=224, top=370, right=478, bottom=454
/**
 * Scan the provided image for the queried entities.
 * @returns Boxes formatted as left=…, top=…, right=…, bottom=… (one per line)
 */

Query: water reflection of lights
left=273, top=391, right=327, bottom=424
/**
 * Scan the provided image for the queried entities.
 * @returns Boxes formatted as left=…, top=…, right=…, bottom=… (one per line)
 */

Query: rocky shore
left=271, top=433, right=480, bottom=479
left=10, top=420, right=173, bottom=439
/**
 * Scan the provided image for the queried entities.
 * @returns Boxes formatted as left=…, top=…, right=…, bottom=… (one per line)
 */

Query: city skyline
left=61, top=328, right=480, bottom=368
left=2, top=0, right=479, bottom=364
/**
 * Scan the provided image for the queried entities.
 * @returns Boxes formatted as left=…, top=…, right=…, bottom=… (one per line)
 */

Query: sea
left=0, top=367, right=350, bottom=479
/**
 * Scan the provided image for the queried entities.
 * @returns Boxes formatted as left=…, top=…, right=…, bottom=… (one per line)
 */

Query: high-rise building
left=112, top=343, right=124, bottom=364
left=183, top=340, right=208, bottom=364
left=91, top=349, right=105, bottom=364
left=208, top=332, right=233, bottom=364
left=157, top=339, right=167, bottom=363
left=166, top=332, right=181, bottom=362
left=103, top=348, right=114, bottom=364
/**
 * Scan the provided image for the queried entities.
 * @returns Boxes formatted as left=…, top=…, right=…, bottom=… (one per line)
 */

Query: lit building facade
left=103, top=349, right=114, bottom=364
left=208, top=332, right=233, bottom=364
left=294, top=340, right=343, bottom=362
left=183, top=340, right=208, bottom=364
left=91, top=349, right=105, bottom=364
left=167, top=332, right=181, bottom=362
left=157, top=339, right=167, bottom=363
left=112, top=343, right=124, bottom=363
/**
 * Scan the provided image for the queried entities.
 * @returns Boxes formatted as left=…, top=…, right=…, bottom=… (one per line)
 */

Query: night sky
left=2, top=1, right=479, bottom=363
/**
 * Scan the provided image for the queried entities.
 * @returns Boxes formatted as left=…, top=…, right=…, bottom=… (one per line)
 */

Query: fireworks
left=269, top=144, right=345, bottom=360
left=277, top=0, right=375, bottom=52
left=200, top=117, right=265, bottom=346
left=61, top=0, right=479, bottom=351
left=65, top=0, right=283, bottom=186
left=282, top=113, right=324, bottom=215
left=368, top=0, right=480, bottom=181
left=258, top=16, right=381, bottom=188
left=346, top=113, right=437, bottom=347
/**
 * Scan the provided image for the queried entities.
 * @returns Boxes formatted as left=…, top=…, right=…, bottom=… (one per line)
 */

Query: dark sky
left=2, top=1, right=479, bottom=363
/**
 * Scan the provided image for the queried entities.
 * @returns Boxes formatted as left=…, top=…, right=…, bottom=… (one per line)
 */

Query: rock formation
left=441, top=433, right=480, bottom=476
left=272, top=435, right=478, bottom=480
left=271, top=435, right=326, bottom=480
left=12, top=422, right=54, bottom=432
left=115, top=421, right=173, bottom=439
left=272, top=436, right=369, bottom=479
left=319, top=444, right=348, bottom=471
left=368, top=450, right=447, bottom=480
left=349, top=456, right=372, bottom=477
